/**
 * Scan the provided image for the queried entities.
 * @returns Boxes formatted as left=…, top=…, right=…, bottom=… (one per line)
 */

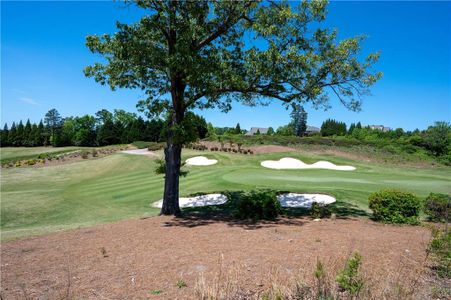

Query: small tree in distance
left=291, top=104, right=308, bottom=136
left=85, top=0, right=381, bottom=216
left=235, top=123, right=241, bottom=135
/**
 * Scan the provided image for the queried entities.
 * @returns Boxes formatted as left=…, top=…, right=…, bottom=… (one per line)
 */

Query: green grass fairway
left=0, top=146, right=83, bottom=163
left=1, top=149, right=450, bottom=240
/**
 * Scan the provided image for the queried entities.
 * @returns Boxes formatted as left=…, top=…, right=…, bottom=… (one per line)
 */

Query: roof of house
left=306, top=125, right=320, bottom=132
left=245, top=127, right=269, bottom=135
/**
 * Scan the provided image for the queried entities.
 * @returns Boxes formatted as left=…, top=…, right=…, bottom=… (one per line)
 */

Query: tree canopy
left=84, top=0, right=382, bottom=215
left=85, top=0, right=381, bottom=119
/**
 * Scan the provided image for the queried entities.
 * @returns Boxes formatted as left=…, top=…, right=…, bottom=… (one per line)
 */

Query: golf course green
left=1, top=148, right=450, bottom=240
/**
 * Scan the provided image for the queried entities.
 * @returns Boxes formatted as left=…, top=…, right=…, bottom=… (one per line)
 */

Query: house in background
left=306, top=125, right=320, bottom=135
left=369, top=125, right=391, bottom=132
left=245, top=125, right=320, bottom=136
left=245, top=127, right=269, bottom=135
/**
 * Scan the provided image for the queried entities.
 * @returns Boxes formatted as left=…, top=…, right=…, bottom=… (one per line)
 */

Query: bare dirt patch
left=0, top=216, right=434, bottom=299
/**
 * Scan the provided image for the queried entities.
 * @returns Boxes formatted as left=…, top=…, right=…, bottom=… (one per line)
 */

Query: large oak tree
left=85, top=0, right=381, bottom=216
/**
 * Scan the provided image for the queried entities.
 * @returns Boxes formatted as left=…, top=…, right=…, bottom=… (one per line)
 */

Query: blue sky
left=2, top=1, right=450, bottom=131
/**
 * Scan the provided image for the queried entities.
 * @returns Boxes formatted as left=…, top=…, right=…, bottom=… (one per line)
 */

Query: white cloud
left=19, top=97, right=40, bottom=106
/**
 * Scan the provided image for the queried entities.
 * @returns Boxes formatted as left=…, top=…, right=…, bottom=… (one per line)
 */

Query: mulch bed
left=1, top=216, right=433, bottom=299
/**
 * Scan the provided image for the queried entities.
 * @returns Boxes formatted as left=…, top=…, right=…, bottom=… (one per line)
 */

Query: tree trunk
left=160, top=70, right=185, bottom=216
left=160, top=140, right=182, bottom=216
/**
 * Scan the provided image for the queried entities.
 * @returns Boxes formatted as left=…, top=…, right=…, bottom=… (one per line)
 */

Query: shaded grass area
left=1, top=148, right=450, bottom=240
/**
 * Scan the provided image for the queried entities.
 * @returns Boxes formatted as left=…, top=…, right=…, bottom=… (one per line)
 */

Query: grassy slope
left=0, top=146, right=84, bottom=163
left=1, top=149, right=450, bottom=240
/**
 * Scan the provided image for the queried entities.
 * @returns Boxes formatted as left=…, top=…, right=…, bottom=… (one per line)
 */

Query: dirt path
left=1, top=216, right=432, bottom=299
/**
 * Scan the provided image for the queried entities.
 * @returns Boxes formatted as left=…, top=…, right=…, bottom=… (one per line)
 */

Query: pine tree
left=16, top=120, right=24, bottom=146
left=1, top=123, right=9, bottom=147
left=97, top=118, right=120, bottom=146
left=44, top=109, right=62, bottom=145
left=8, top=122, right=17, bottom=146
left=291, top=104, right=308, bottom=136
left=356, top=122, right=362, bottom=129
left=24, top=119, right=32, bottom=146
left=30, top=124, right=38, bottom=146
left=348, top=123, right=356, bottom=135
left=235, top=123, right=241, bottom=134
left=38, top=120, right=46, bottom=146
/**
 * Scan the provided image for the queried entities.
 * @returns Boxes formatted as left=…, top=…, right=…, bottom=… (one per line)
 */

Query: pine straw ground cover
left=1, top=215, right=444, bottom=299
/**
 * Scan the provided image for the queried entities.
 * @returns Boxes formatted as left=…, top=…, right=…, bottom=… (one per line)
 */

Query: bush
left=132, top=141, right=153, bottom=149
left=81, top=151, right=89, bottom=159
left=231, top=190, right=281, bottom=221
left=92, top=149, right=98, bottom=157
left=368, top=189, right=420, bottom=224
left=147, top=142, right=166, bottom=151
left=336, top=252, right=364, bottom=297
left=424, top=193, right=451, bottom=224
left=311, top=202, right=332, bottom=219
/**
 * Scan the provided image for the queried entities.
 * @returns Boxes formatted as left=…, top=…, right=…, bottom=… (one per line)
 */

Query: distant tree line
left=274, top=118, right=450, bottom=159
left=0, top=109, right=208, bottom=147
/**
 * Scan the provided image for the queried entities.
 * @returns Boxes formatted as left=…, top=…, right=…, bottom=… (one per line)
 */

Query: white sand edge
left=261, top=157, right=355, bottom=171
left=121, top=149, right=158, bottom=156
left=152, top=193, right=336, bottom=209
left=277, top=193, right=336, bottom=208
left=185, top=156, right=218, bottom=166
left=152, top=193, right=227, bottom=208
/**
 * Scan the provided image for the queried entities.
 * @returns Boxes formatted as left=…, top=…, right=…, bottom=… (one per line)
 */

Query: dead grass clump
left=195, top=252, right=431, bottom=300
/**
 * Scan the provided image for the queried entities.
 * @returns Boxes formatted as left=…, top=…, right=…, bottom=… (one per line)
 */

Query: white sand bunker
left=152, top=192, right=335, bottom=209
left=185, top=156, right=218, bottom=166
left=152, top=193, right=227, bottom=208
left=121, top=149, right=157, bottom=156
left=278, top=193, right=336, bottom=208
left=261, top=157, right=355, bottom=171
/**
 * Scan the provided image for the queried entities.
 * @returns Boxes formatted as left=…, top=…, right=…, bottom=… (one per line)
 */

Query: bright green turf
left=1, top=148, right=450, bottom=240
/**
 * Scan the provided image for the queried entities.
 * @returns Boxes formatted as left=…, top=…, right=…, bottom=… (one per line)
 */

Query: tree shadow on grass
left=162, top=191, right=370, bottom=229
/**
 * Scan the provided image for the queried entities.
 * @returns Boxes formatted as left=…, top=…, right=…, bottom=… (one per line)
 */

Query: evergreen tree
left=97, top=118, right=120, bottom=146
left=30, top=124, right=39, bottom=146
left=356, top=122, right=362, bottom=129
left=8, top=122, right=17, bottom=146
left=321, top=119, right=347, bottom=136
left=24, top=119, right=32, bottom=146
left=1, top=123, right=9, bottom=147
left=37, top=120, right=46, bottom=146
left=348, top=123, right=356, bottom=135
left=267, top=127, right=275, bottom=135
left=291, top=104, right=308, bottom=136
left=235, top=123, right=241, bottom=134
left=44, top=108, right=63, bottom=145
left=16, top=120, right=25, bottom=146
left=145, top=119, right=165, bottom=142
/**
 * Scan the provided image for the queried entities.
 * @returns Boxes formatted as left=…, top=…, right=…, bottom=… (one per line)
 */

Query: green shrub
left=424, top=193, right=451, bottom=223
left=132, top=141, right=153, bottom=149
left=147, top=142, right=166, bottom=151
left=336, top=252, right=364, bottom=297
left=310, top=202, right=332, bottom=219
left=368, top=189, right=420, bottom=224
left=428, top=227, right=451, bottom=278
left=231, top=190, right=281, bottom=221
left=81, top=151, right=89, bottom=159
left=92, top=149, right=98, bottom=157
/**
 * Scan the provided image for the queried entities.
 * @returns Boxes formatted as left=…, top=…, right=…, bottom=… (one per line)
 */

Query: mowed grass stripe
left=2, top=149, right=450, bottom=241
